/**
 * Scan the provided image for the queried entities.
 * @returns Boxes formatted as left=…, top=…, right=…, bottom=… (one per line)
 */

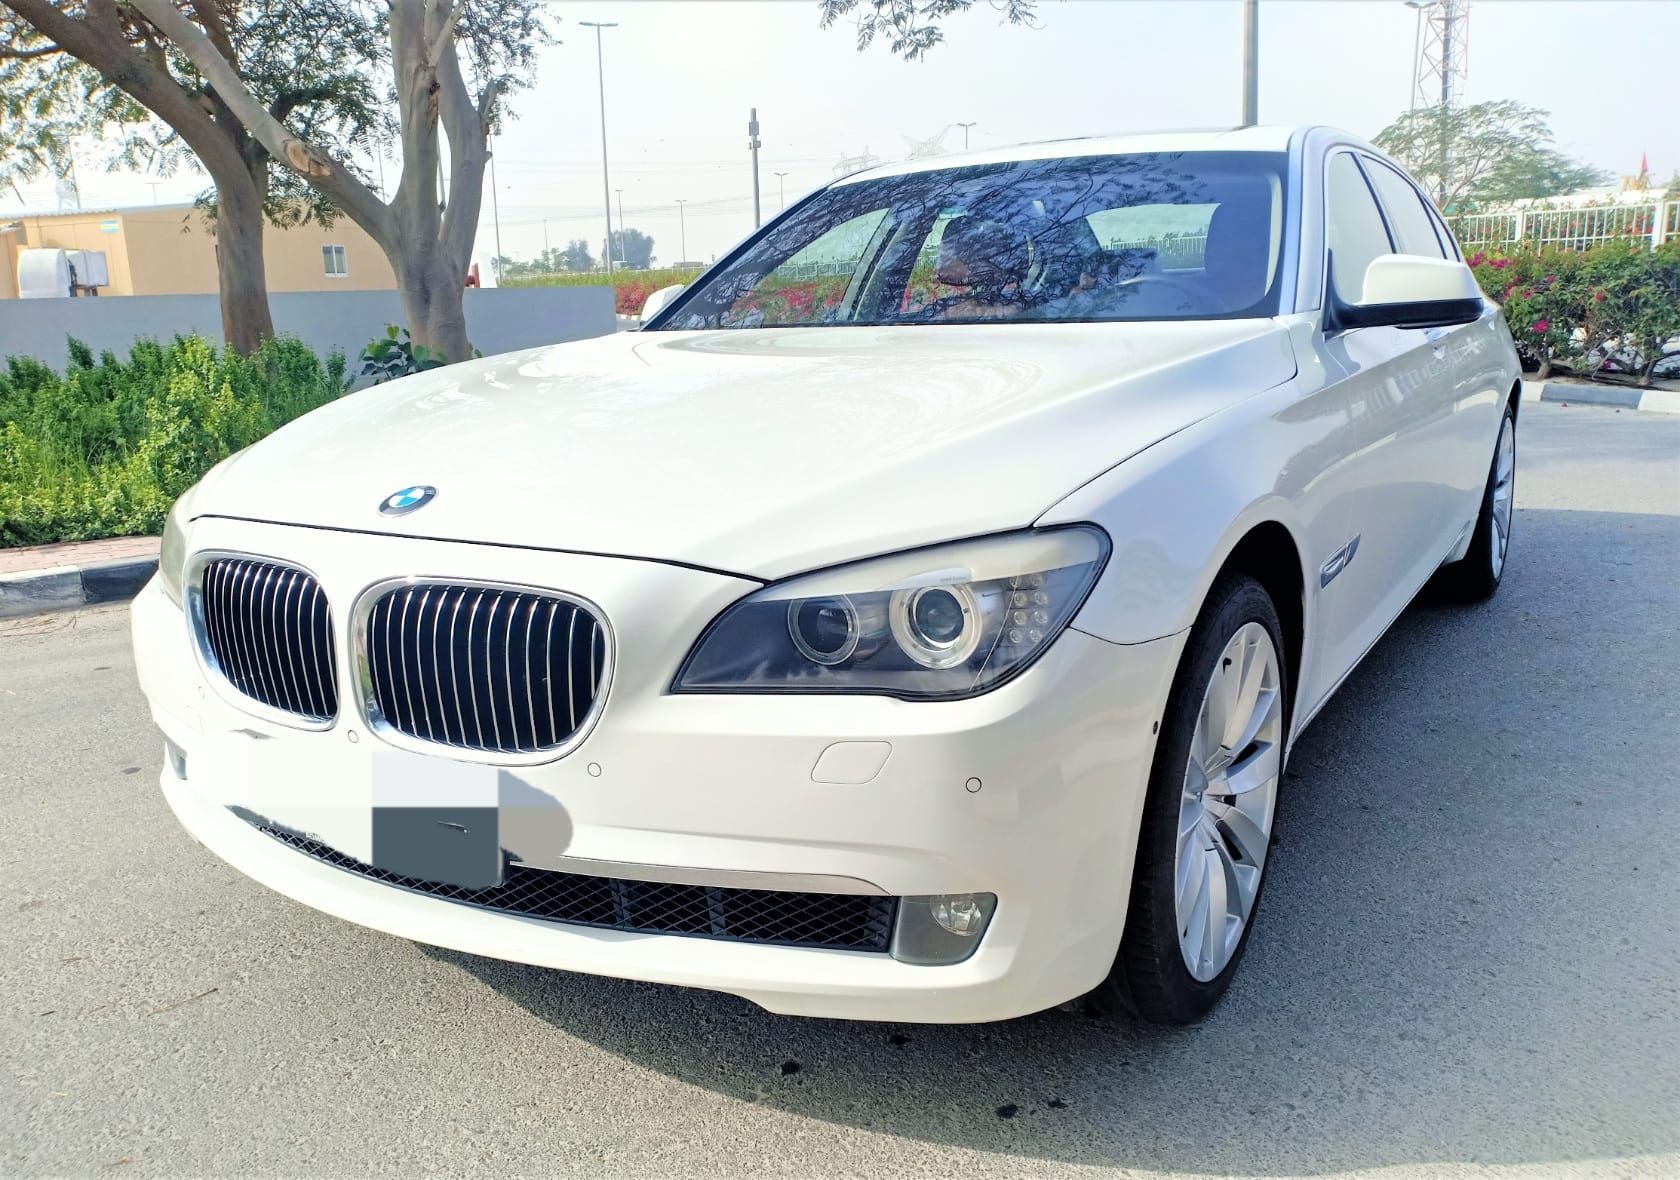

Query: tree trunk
left=395, top=243, right=472, bottom=363
left=210, top=166, right=275, bottom=355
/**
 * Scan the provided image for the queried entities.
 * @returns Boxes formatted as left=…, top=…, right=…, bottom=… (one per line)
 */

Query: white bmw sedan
left=133, top=126, right=1520, bottom=1025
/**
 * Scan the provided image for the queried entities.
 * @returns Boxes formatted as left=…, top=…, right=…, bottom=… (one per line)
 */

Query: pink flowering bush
left=1467, top=241, right=1680, bottom=382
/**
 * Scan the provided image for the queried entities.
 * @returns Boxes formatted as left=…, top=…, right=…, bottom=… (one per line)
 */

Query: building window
left=323, top=244, right=348, bottom=278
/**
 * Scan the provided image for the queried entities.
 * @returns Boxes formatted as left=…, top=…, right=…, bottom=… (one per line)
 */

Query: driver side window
left=1325, top=154, right=1394, bottom=302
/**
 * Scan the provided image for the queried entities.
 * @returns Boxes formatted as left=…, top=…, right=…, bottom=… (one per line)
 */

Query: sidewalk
left=0, top=535, right=160, bottom=619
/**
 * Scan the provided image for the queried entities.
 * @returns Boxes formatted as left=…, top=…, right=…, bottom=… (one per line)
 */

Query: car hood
left=196, top=322, right=1295, bottom=579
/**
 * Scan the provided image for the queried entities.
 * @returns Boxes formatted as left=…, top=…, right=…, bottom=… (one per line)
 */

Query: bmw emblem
left=379, top=485, right=436, bottom=516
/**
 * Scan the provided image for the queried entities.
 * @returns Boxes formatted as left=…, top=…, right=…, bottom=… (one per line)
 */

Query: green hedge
left=1468, top=240, right=1680, bottom=383
left=0, top=336, right=345, bottom=548
left=503, top=267, right=703, bottom=315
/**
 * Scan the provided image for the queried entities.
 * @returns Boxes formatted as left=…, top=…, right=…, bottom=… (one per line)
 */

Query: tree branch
left=424, top=0, right=467, bottom=68
left=4, top=0, right=244, bottom=179
left=0, top=43, right=62, bottom=60
left=435, top=32, right=485, bottom=271
left=269, top=85, right=340, bottom=123
left=125, top=0, right=394, bottom=242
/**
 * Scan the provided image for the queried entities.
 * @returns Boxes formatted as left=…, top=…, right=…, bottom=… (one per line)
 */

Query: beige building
left=0, top=204, right=396, bottom=300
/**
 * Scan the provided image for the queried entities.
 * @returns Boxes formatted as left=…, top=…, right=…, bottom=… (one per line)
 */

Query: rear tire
left=1435, top=401, right=1516, bottom=602
left=1088, top=574, right=1288, bottom=1025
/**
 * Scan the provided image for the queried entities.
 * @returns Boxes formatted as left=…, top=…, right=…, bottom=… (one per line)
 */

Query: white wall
left=0, top=286, right=616, bottom=369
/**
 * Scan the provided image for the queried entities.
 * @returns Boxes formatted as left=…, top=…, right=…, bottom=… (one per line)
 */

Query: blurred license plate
left=369, top=751, right=503, bottom=889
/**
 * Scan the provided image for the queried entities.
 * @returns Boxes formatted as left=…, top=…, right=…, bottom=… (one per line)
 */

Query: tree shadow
left=421, top=505, right=1679, bottom=1174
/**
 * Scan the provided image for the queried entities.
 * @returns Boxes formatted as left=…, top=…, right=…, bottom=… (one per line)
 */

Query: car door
left=1359, top=156, right=1498, bottom=553
left=1311, top=150, right=1461, bottom=677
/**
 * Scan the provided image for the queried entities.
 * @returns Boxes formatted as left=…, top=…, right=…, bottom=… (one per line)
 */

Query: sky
left=7, top=0, right=1676, bottom=269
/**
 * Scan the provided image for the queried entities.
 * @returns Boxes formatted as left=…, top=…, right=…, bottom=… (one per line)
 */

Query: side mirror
left=1328, top=254, right=1483, bottom=332
left=639, top=283, right=685, bottom=323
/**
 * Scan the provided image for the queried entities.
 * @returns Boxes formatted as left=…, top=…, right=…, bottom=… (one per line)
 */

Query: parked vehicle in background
left=133, top=126, right=1520, bottom=1025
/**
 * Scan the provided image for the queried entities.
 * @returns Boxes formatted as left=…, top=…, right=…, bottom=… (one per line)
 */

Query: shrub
left=503, top=267, right=703, bottom=316
left=1468, top=240, right=1680, bottom=382
left=0, top=335, right=345, bottom=547
left=358, top=324, right=451, bottom=385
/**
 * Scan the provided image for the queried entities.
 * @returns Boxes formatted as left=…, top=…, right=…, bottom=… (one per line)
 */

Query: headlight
left=157, top=492, right=193, bottom=607
left=673, top=526, right=1109, bottom=700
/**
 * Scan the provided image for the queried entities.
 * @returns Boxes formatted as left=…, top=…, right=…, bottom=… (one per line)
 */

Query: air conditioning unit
left=67, top=249, right=109, bottom=288
left=16, top=247, right=108, bottom=297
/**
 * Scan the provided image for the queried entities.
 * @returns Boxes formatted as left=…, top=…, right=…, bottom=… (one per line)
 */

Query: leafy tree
left=610, top=228, right=654, bottom=270
left=1, top=2, right=382, bottom=354
left=1373, top=101, right=1609, bottom=210
left=559, top=237, right=594, bottom=273
left=120, top=0, right=554, bottom=363
left=493, top=239, right=595, bottom=279
left=817, top=0, right=1037, bottom=59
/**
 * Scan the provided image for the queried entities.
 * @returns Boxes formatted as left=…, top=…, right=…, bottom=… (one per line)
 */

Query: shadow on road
left=426, top=504, right=1679, bottom=1174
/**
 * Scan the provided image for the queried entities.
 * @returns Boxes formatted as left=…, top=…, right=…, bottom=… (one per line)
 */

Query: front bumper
left=133, top=517, right=1182, bottom=1022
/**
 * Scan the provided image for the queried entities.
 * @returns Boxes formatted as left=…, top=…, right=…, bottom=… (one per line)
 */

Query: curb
left=0, top=556, right=158, bottom=620
left=1535, top=381, right=1680, bottom=414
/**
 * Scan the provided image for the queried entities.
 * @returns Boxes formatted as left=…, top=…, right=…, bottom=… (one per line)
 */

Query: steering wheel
left=1114, top=273, right=1218, bottom=313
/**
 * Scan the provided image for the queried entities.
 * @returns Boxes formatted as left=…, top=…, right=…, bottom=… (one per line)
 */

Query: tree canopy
left=816, top=0, right=1037, bottom=60
left=2, top=0, right=387, bottom=350
left=1373, top=101, right=1609, bottom=211
left=611, top=228, right=655, bottom=270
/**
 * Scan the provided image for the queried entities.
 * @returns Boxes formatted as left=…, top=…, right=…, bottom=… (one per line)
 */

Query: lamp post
left=748, top=107, right=762, bottom=228
left=615, top=187, right=626, bottom=268
left=773, top=171, right=789, bottom=211
left=579, top=20, right=618, bottom=274
left=957, top=121, right=976, bottom=150
left=675, top=199, right=687, bottom=266
left=1240, top=0, right=1258, bottom=127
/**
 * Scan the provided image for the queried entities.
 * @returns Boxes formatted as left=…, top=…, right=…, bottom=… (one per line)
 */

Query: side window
left=1363, top=160, right=1447, bottom=259
left=1325, top=154, right=1393, bottom=301
left=1425, top=200, right=1462, bottom=261
left=724, top=209, right=888, bottom=326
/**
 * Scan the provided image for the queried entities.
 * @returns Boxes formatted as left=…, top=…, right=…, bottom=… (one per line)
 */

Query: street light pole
left=675, top=199, right=687, bottom=265
left=1240, top=0, right=1259, bottom=127
left=748, top=107, right=762, bottom=228
left=773, top=171, right=788, bottom=211
left=615, top=187, right=626, bottom=268
left=957, top=121, right=976, bottom=150
left=580, top=20, right=618, bottom=274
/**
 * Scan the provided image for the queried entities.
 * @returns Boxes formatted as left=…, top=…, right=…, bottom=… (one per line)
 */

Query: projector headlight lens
left=674, top=525, right=1108, bottom=700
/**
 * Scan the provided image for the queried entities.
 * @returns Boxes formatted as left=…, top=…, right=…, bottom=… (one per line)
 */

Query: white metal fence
left=1449, top=199, right=1674, bottom=253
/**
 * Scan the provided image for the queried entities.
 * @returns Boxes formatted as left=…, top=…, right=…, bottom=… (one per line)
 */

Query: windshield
left=651, top=151, right=1288, bottom=330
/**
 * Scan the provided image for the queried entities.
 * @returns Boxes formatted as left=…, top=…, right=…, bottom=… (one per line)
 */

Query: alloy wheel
left=1174, top=622, right=1283, bottom=983
left=1490, top=414, right=1516, bottom=578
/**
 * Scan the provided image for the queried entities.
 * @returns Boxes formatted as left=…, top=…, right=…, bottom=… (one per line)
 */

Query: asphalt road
left=3, top=401, right=1677, bottom=1179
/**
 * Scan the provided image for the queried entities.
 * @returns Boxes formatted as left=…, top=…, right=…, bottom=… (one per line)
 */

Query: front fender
left=1038, top=380, right=1321, bottom=647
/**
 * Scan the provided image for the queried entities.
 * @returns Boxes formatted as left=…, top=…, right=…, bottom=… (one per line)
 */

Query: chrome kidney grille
left=198, top=557, right=339, bottom=722
left=363, top=583, right=607, bottom=756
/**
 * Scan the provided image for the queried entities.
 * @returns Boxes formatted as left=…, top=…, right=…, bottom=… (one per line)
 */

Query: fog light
left=164, top=739, right=187, bottom=780
left=930, top=893, right=987, bottom=936
left=890, top=891, right=997, bottom=965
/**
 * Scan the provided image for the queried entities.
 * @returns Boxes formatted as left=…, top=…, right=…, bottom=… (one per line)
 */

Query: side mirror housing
left=639, top=283, right=685, bottom=324
left=1328, top=254, right=1484, bottom=332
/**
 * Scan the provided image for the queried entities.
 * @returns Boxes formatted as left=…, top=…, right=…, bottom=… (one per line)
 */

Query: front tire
left=1089, top=574, right=1287, bottom=1025
left=1435, top=401, right=1516, bottom=602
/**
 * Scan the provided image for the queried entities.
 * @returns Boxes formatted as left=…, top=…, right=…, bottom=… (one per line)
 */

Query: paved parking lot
left=3, top=401, right=1676, bottom=1178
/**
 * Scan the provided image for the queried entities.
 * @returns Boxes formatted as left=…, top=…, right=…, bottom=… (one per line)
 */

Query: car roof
left=833, top=125, right=1312, bottom=186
